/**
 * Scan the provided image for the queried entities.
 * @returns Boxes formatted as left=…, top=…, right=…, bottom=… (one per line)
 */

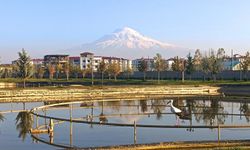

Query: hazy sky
left=1, top=0, right=250, bottom=63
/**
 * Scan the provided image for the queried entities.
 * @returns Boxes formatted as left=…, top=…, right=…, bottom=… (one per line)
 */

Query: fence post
left=218, top=124, right=220, bottom=144
left=134, top=121, right=137, bottom=144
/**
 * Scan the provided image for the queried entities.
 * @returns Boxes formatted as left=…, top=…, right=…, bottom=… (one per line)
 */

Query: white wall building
left=80, top=52, right=132, bottom=72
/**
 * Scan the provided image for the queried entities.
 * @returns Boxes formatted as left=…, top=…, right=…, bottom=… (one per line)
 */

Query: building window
left=87, top=60, right=90, bottom=62
left=83, top=65, right=86, bottom=68
left=83, top=60, right=86, bottom=63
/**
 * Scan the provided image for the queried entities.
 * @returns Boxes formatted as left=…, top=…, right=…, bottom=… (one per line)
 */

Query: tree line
left=1, top=48, right=250, bottom=87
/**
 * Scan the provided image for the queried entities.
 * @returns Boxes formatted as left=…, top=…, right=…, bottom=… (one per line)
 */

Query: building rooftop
left=69, top=56, right=80, bottom=60
left=80, top=52, right=94, bottom=56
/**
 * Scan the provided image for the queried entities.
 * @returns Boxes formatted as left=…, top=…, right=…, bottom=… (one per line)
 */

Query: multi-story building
left=80, top=52, right=102, bottom=71
left=80, top=52, right=131, bottom=72
left=30, top=59, right=44, bottom=66
left=44, top=55, right=69, bottom=67
left=132, top=58, right=155, bottom=71
left=69, top=56, right=80, bottom=67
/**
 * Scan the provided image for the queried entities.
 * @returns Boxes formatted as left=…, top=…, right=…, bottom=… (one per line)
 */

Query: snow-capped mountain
left=68, top=27, right=187, bottom=59
left=92, top=27, right=175, bottom=50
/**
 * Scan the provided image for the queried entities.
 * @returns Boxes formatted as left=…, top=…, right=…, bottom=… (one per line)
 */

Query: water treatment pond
left=1, top=97, right=250, bottom=149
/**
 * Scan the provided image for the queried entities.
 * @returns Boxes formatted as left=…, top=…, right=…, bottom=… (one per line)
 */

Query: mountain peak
left=76, top=27, right=184, bottom=59
left=114, top=27, right=140, bottom=34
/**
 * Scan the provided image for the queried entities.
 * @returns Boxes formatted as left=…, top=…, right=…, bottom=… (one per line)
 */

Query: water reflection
left=139, top=100, right=148, bottom=113
left=16, top=111, right=33, bottom=141
left=151, top=99, right=166, bottom=120
left=240, top=102, right=250, bottom=122
left=2, top=98, right=250, bottom=149
left=0, top=113, right=4, bottom=122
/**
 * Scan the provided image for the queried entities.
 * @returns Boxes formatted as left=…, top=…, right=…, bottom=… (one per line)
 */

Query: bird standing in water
left=167, top=100, right=182, bottom=125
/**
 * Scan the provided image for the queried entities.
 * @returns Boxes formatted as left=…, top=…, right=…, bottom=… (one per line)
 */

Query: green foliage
left=16, top=49, right=33, bottom=87
left=172, top=56, right=180, bottom=71
left=186, top=53, right=194, bottom=75
left=240, top=51, right=250, bottom=80
left=154, top=53, right=167, bottom=83
left=193, top=49, right=202, bottom=71
left=15, top=111, right=33, bottom=141
left=98, top=60, right=107, bottom=73
left=138, top=59, right=148, bottom=81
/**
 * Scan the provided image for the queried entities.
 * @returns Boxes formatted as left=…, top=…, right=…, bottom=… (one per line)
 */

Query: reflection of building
left=44, top=55, right=69, bottom=66
left=80, top=52, right=131, bottom=72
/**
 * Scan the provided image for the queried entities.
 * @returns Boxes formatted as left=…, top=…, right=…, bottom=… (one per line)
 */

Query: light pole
left=90, top=57, right=94, bottom=85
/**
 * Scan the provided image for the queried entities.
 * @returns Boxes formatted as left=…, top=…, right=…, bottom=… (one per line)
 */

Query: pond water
left=1, top=97, right=250, bottom=149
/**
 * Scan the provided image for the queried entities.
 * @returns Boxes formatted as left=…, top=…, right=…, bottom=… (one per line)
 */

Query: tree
left=70, top=65, right=80, bottom=79
left=15, top=112, right=33, bottom=141
left=171, top=56, right=180, bottom=71
left=125, top=64, right=133, bottom=80
left=185, top=53, right=194, bottom=80
left=80, top=68, right=88, bottom=79
left=154, top=53, right=167, bottom=83
left=201, top=54, right=211, bottom=81
left=55, top=63, right=63, bottom=79
left=36, top=65, right=45, bottom=79
left=16, top=49, right=33, bottom=88
left=48, top=64, right=55, bottom=80
left=193, top=49, right=202, bottom=71
left=240, top=51, right=250, bottom=80
left=98, top=60, right=107, bottom=86
left=64, top=63, right=70, bottom=81
left=172, top=56, right=185, bottom=82
left=209, top=49, right=224, bottom=81
left=111, top=62, right=121, bottom=81
left=138, top=59, right=148, bottom=81
left=106, top=64, right=113, bottom=80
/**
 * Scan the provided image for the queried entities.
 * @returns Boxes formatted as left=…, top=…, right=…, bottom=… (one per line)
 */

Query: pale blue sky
left=1, top=0, right=250, bottom=63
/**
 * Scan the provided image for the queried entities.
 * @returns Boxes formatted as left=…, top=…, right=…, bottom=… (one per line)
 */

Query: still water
left=1, top=97, right=250, bottom=149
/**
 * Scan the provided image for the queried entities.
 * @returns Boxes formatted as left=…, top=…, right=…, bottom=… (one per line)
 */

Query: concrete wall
left=119, top=70, right=250, bottom=80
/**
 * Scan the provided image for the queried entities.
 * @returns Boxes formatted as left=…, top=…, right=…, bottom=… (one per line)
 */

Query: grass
left=1, top=78, right=250, bottom=86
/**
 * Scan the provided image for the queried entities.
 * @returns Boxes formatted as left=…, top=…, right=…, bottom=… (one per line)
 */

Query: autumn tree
left=125, top=64, right=133, bottom=80
left=172, top=56, right=185, bottom=82
left=209, top=49, right=224, bottom=81
left=64, top=63, right=70, bottom=81
left=154, top=53, right=167, bottom=83
left=240, top=51, right=250, bottom=80
left=70, top=65, right=81, bottom=79
left=98, top=60, right=107, bottom=85
left=201, top=54, right=211, bottom=81
left=16, top=49, right=33, bottom=88
left=48, top=64, right=55, bottom=80
left=110, top=62, right=121, bottom=81
left=36, top=64, right=45, bottom=79
left=55, top=63, right=63, bottom=79
left=138, top=59, right=148, bottom=81
left=193, top=49, right=202, bottom=71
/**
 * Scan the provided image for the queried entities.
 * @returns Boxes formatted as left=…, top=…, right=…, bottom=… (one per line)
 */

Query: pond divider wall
left=0, top=85, right=220, bottom=103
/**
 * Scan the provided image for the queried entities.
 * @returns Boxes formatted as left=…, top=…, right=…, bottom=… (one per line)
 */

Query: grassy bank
left=1, top=78, right=250, bottom=86
left=0, top=85, right=219, bottom=103
left=93, top=140, right=250, bottom=150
